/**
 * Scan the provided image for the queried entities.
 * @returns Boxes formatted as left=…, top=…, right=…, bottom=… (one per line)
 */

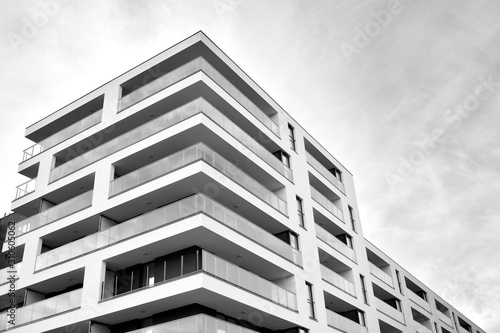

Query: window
left=360, top=274, right=368, bottom=304
left=273, top=150, right=291, bottom=168
left=288, top=123, right=296, bottom=151
left=296, top=196, right=305, bottom=227
left=330, top=166, right=342, bottom=182
left=348, top=206, right=356, bottom=232
left=396, top=270, right=403, bottom=294
left=290, top=232, right=299, bottom=250
left=306, top=282, right=316, bottom=319
left=358, top=311, right=366, bottom=327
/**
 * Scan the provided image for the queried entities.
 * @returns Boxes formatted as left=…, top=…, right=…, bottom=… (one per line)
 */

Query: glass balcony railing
left=0, top=289, right=82, bottom=331
left=368, top=262, right=394, bottom=287
left=15, top=178, right=36, bottom=200
left=315, top=224, right=356, bottom=262
left=310, top=186, right=344, bottom=222
left=118, top=57, right=279, bottom=137
left=35, top=194, right=299, bottom=271
left=124, top=314, right=259, bottom=333
left=202, top=250, right=297, bottom=310
left=305, top=151, right=345, bottom=194
left=0, top=262, right=21, bottom=285
left=375, top=298, right=405, bottom=324
left=414, top=321, right=433, bottom=333
left=437, top=310, right=453, bottom=327
left=320, top=264, right=356, bottom=297
left=408, top=289, right=431, bottom=312
left=103, top=250, right=297, bottom=311
left=50, top=98, right=290, bottom=184
left=458, top=326, right=472, bottom=333
left=326, top=308, right=368, bottom=333
left=21, top=110, right=103, bottom=162
left=9, top=191, right=93, bottom=240
left=110, top=142, right=287, bottom=215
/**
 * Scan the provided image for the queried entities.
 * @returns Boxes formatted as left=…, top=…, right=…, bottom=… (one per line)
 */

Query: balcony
left=0, top=262, right=21, bottom=286
left=369, top=262, right=394, bottom=287
left=14, top=178, right=36, bottom=200
left=310, top=186, right=344, bottom=221
left=325, top=308, right=367, bottom=333
left=437, top=310, right=453, bottom=327
left=306, top=151, right=345, bottom=194
left=315, top=224, right=356, bottom=262
left=110, top=142, right=287, bottom=215
left=9, top=190, right=93, bottom=239
left=103, top=249, right=297, bottom=311
left=35, top=193, right=300, bottom=271
left=321, top=264, right=356, bottom=297
left=50, top=98, right=290, bottom=184
left=414, top=321, right=433, bottom=333
left=118, top=57, right=279, bottom=136
left=0, top=288, right=82, bottom=331
left=408, top=289, right=431, bottom=313
left=123, top=313, right=259, bottom=333
left=458, top=326, right=472, bottom=333
left=375, top=297, right=405, bottom=324
left=22, top=109, right=103, bottom=162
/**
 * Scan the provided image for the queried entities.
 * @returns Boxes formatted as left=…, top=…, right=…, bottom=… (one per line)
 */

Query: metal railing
left=118, top=57, right=279, bottom=136
left=320, top=264, right=356, bottom=297
left=22, top=109, right=102, bottom=162
left=315, top=224, right=356, bottom=262
left=306, top=151, right=345, bottom=193
left=310, top=186, right=344, bottom=221
left=14, top=178, right=36, bottom=200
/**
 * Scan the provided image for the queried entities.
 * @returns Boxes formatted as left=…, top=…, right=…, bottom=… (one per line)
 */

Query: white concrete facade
left=0, top=31, right=485, bottom=333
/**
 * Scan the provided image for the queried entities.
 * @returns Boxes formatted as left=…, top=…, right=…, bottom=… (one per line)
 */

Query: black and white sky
left=0, top=1, right=498, bottom=331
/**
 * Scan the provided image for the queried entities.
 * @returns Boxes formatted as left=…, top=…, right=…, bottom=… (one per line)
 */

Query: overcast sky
left=0, top=1, right=499, bottom=331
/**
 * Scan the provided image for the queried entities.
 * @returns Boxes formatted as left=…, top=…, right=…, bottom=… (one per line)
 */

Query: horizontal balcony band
left=123, top=313, right=259, bottom=333
left=110, top=142, right=287, bottom=215
left=35, top=193, right=300, bottom=271
left=315, top=224, right=356, bottom=263
left=102, top=250, right=298, bottom=312
left=21, top=109, right=103, bottom=163
left=321, top=264, right=356, bottom=297
left=375, top=298, right=405, bottom=325
left=7, top=191, right=93, bottom=241
left=50, top=97, right=290, bottom=184
left=310, top=186, right=344, bottom=222
left=306, top=151, right=345, bottom=194
left=326, top=308, right=367, bottom=333
left=0, top=289, right=82, bottom=331
left=368, top=262, right=394, bottom=288
left=118, top=57, right=279, bottom=137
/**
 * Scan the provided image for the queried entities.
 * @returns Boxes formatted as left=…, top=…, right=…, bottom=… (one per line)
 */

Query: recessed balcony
left=315, top=223, right=356, bottom=262
left=320, top=264, right=356, bottom=297
left=306, top=151, right=345, bottom=194
left=326, top=308, right=367, bottom=333
left=310, top=186, right=343, bottom=222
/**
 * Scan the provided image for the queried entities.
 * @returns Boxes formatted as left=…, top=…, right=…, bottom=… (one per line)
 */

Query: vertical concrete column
left=81, top=260, right=107, bottom=317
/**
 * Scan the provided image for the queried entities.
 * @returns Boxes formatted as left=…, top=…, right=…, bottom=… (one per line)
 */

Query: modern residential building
left=0, top=31, right=486, bottom=333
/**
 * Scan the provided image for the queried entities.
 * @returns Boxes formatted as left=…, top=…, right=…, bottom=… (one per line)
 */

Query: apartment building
left=0, top=31, right=486, bottom=333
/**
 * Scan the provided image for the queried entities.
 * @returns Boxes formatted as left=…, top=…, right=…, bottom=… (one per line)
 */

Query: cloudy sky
left=0, top=0, right=499, bottom=331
